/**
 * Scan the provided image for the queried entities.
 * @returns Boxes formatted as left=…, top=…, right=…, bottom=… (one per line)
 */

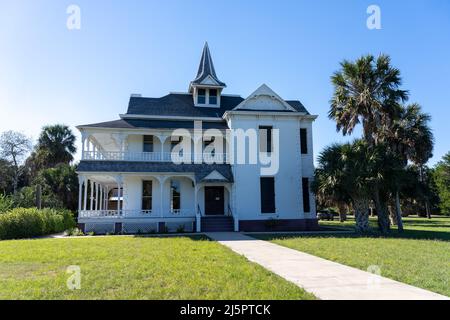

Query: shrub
left=0, top=208, right=75, bottom=240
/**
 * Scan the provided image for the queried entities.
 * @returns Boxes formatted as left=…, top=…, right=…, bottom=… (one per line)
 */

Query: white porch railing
left=79, top=209, right=195, bottom=219
left=82, top=151, right=228, bottom=163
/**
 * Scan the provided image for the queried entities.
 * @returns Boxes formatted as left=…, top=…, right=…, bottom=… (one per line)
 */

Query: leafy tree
left=0, top=159, right=14, bottom=194
left=36, top=124, right=76, bottom=168
left=0, top=131, right=32, bottom=194
left=34, top=164, right=79, bottom=211
left=433, top=152, right=450, bottom=214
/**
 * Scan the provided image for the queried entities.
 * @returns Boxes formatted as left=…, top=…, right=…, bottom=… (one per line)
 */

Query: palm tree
left=329, top=54, right=409, bottom=233
left=329, top=54, right=408, bottom=144
left=314, top=140, right=374, bottom=233
left=37, top=124, right=77, bottom=168
left=385, top=104, right=434, bottom=227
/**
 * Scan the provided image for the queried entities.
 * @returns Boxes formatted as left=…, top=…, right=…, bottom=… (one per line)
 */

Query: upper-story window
left=259, top=126, right=273, bottom=153
left=198, top=89, right=206, bottom=104
left=209, top=89, right=217, bottom=105
left=143, top=135, right=153, bottom=152
left=300, top=128, right=308, bottom=154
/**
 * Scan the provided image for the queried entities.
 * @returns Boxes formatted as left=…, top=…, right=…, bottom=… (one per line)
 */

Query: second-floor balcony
left=82, top=151, right=228, bottom=163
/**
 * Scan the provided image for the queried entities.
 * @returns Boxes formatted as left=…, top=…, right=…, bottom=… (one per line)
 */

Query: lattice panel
left=122, top=222, right=158, bottom=234
left=85, top=223, right=115, bottom=234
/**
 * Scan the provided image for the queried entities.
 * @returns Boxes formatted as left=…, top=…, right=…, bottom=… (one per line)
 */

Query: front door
left=204, top=187, right=225, bottom=215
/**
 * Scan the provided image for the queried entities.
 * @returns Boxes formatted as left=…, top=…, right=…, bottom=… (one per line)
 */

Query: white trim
left=233, top=84, right=297, bottom=112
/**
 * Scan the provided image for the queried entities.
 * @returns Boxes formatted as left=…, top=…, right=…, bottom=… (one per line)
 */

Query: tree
left=329, top=54, right=408, bottom=233
left=433, top=152, right=450, bottom=215
left=329, top=54, right=408, bottom=145
left=0, top=131, right=32, bottom=194
left=36, top=124, right=76, bottom=168
left=0, top=159, right=14, bottom=194
left=34, top=163, right=79, bottom=211
left=314, top=140, right=375, bottom=233
left=385, top=103, right=434, bottom=226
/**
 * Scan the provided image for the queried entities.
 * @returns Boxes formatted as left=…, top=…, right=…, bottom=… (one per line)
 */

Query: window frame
left=143, top=135, right=154, bottom=153
left=300, top=128, right=308, bottom=155
left=259, top=126, right=273, bottom=153
left=260, top=177, right=276, bottom=214
left=197, top=88, right=206, bottom=104
left=142, top=180, right=152, bottom=211
left=302, top=177, right=311, bottom=213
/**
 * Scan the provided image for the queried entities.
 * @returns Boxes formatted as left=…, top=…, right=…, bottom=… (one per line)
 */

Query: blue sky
left=0, top=0, right=449, bottom=165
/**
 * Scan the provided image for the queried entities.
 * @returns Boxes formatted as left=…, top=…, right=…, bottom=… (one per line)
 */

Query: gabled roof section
left=126, top=93, right=243, bottom=118
left=190, top=42, right=226, bottom=91
left=232, top=84, right=307, bottom=113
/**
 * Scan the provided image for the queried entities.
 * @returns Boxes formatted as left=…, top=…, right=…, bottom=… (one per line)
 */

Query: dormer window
left=198, top=89, right=206, bottom=104
left=209, top=89, right=217, bottom=105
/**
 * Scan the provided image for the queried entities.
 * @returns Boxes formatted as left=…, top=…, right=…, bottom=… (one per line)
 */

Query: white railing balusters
left=82, top=151, right=228, bottom=163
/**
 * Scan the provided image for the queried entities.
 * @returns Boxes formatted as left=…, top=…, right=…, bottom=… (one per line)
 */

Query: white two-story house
left=76, top=43, right=318, bottom=234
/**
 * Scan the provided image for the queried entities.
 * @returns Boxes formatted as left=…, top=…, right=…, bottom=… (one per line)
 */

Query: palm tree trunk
left=353, top=197, right=370, bottom=233
left=395, top=190, right=404, bottom=232
left=373, top=187, right=390, bottom=233
left=337, top=202, right=347, bottom=222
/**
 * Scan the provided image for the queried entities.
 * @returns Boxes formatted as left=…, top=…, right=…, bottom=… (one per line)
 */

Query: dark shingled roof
left=79, top=118, right=229, bottom=130
left=126, top=94, right=309, bottom=117
left=190, top=42, right=226, bottom=88
left=77, top=161, right=234, bottom=183
left=127, top=93, right=244, bottom=118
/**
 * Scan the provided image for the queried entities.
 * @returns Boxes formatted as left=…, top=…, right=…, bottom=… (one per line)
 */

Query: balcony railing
left=79, top=209, right=195, bottom=219
left=82, top=151, right=228, bottom=163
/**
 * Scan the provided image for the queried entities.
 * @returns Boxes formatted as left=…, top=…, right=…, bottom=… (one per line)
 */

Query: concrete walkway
left=206, top=232, right=449, bottom=300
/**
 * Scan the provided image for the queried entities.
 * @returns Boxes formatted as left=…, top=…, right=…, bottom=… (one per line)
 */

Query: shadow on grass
left=132, top=234, right=209, bottom=241
left=255, top=228, right=450, bottom=242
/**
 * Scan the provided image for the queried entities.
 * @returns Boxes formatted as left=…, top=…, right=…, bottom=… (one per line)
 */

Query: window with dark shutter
left=259, top=126, right=273, bottom=153
left=302, top=177, right=311, bottom=213
left=300, top=128, right=308, bottom=154
left=260, top=177, right=275, bottom=213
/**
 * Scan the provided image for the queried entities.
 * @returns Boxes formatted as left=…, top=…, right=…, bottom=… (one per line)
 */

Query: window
left=198, top=89, right=206, bottom=104
left=300, top=128, right=308, bottom=154
left=209, top=89, right=217, bottom=105
left=302, top=178, right=310, bottom=213
left=171, top=180, right=181, bottom=211
left=259, top=126, right=273, bottom=153
left=260, top=177, right=275, bottom=213
left=142, top=181, right=152, bottom=210
left=143, top=135, right=153, bottom=152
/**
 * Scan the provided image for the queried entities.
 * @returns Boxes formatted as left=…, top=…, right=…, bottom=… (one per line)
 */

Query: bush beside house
left=0, top=208, right=75, bottom=240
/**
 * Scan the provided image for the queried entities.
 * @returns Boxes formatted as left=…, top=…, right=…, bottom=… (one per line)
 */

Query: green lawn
left=253, top=216, right=450, bottom=297
left=0, top=235, right=315, bottom=300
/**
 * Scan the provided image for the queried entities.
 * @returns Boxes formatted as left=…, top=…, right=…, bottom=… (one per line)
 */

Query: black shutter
left=300, top=128, right=308, bottom=154
left=259, top=126, right=273, bottom=153
left=260, top=177, right=275, bottom=213
left=302, top=178, right=310, bottom=213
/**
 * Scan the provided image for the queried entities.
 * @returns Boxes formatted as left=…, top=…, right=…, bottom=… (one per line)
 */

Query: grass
left=0, top=235, right=315, bottom=300
left=253, top=216, right=450, bottom=297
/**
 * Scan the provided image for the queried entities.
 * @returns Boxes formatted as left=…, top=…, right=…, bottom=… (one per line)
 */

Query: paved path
left=206, top=232, right=449, bottom=300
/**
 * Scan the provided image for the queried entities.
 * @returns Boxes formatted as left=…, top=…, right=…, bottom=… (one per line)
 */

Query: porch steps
left=201, top=216, right=234, bottom=232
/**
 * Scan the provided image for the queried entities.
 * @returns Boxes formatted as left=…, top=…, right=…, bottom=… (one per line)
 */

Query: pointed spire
left=190, top=42, right=226, bottom=90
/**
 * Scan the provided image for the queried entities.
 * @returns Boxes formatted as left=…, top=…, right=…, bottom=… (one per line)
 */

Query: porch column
left=99, top=186, right=103, bottom=210
left=90, top=181, right=94, bottom=210
left=83, top=178, right=88, bottom=210
left=115, top=175, right=123, bottom=215
left=160, top=178, right=164, bottom=218
left=95, top=183, right=100, bottom=210
left=78, top=176, right=84, bottom=212
left=195, top=184, right=200, bottom=232
left=105, top=186, right=109, bottom=210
